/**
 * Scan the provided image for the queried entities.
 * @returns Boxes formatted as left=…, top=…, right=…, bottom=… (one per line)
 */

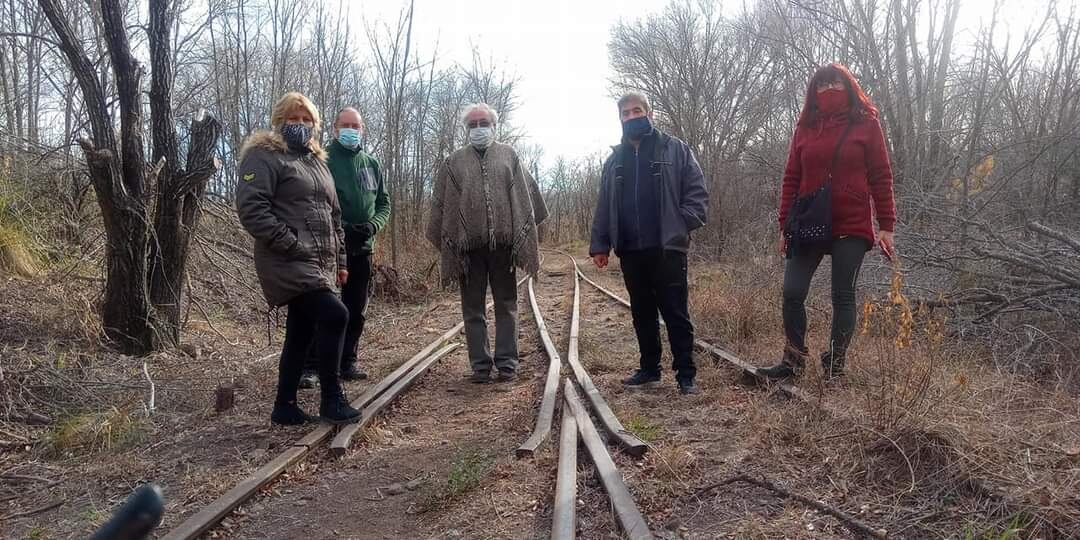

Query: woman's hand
left=779, top=232, right=787, bottom=255
left=877, top=230, right=896, bottom=260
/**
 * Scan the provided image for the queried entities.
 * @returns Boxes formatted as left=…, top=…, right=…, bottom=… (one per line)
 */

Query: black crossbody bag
left=783, top=121, right=853, bottom=258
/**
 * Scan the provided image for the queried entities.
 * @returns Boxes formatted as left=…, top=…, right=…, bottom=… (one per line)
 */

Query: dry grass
left=46, top=406, right=150, bottom=456
left=0, top=223, right=39, bottom=277
left=613, top=251, right=1080, bottom=537
left=689, top=260, right=782, bottom=348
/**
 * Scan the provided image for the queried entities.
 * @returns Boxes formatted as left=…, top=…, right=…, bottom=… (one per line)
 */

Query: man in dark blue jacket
left=589, top=92, right=709, bottom=395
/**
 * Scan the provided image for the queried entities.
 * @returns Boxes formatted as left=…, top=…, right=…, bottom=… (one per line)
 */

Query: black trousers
left=303, top=250, right=372, bottom=372
left=277, top=290, right=348, bottom=404
left=341, top=250, right=372, bottom=365
left=782, top=236, right=867, bottom=358
left=619, top=249, right=696, bottom=381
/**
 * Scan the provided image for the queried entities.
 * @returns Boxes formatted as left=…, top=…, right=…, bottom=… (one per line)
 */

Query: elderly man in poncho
left=426, top=103, right=548, bottom=384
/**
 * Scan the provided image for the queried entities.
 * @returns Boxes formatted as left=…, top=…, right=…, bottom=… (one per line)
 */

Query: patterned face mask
left=281, top=123, right=313, bottom=150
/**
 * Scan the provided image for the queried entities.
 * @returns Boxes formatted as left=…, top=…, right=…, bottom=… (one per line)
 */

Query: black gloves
left=347, top=222, right=377, bottom=240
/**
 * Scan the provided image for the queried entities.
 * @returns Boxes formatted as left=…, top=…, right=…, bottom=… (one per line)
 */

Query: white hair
left=460, top=103, right=499, bottom=128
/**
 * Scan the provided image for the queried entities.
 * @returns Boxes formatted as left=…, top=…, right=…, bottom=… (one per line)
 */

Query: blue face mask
left=338, top=127, right=362, bottom=150
left=281, top=123, right=312, bottom=151
left=621, top=116, right=653, bottom=140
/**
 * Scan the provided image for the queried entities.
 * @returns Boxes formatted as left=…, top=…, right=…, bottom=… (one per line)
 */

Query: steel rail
left=551, top=410, right=578, bottom=540
left=517, top=277, right=564, bottom=458
left=162, top=271, right=533, bottom=539
left=572, top=256, right=823, bottom=403
left=563, top=379, right=653, bottom=540
left=560, top=252, right=648, bottom=456
left=331, top=343, right=459, bottom=456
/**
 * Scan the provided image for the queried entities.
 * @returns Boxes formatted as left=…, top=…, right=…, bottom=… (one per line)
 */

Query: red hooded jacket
left=778, top=113, right=896, bottom=246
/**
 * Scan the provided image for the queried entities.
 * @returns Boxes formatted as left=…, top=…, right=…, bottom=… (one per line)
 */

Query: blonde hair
left=270, top=92, right=324, bottom=155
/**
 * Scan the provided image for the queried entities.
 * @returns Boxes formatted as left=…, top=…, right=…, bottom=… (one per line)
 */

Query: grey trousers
left=460, top=247, right=518, bottom=374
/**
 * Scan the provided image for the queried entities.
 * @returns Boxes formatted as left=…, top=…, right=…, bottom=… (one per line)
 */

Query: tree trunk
left=40, top=0, right=220, bottom=355
left=146, top=0, right=222, bottom=345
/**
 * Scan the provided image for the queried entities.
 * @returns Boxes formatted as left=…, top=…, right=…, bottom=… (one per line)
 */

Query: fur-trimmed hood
left=239, top=129, right=327, bottom=162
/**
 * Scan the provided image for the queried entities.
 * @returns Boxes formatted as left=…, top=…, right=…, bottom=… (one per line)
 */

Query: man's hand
left=877, top=230, right=896, bottom=260
left=337, top=269, right=349, bottom=286
left=779, top=232, right=787, bottom=255
left=349, top=222, right=376, bottom=239
left=592, top=254, right=609, bottom=269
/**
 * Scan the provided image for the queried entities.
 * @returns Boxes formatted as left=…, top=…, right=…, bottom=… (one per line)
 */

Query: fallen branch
left=7, top=412, right=52, bottom=426
left=698, top=474, right=887, bottom=539
left=142, top=362, right=156, bottom=417
left=0, top=474, right=57, bottom=485
left=0, top=499, right=64, bottom=520
left=1029, top=221, right=1080, bottom=253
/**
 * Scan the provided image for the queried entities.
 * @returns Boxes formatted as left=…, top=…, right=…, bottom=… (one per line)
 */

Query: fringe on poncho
left=425, top=142, right=548, bottom=286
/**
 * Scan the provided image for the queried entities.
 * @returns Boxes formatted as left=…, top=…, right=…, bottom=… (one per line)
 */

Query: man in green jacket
left=301, top=107, right=390, bottom=386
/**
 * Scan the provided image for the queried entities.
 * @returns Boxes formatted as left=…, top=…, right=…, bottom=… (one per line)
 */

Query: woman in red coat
left=760, top=63, right=897, bottom=380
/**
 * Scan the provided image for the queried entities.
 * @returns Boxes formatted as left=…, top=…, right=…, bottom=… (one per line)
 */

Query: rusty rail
left=517, top=277, right=563, bottom=458
left=331, top=343, right=458, bottom=456
left=162, top=271, right=532, bottom=539
left=563, top=379, right=653, bottom=539
left=551, top=410, right=578, bottom=540
left=561, top=253, right=648, bottom=457
left=572, top=256, right=828, bottom=404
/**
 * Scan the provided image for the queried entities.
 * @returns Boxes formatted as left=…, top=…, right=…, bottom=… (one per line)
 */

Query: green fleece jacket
left=326, top=140, right=391, bottom=252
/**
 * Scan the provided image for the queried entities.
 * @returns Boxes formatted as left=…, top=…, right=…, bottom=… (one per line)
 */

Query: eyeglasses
left=466, top=120, right=492, bottom=129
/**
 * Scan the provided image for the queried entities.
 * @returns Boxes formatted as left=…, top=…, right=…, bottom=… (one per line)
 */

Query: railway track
left=160, top=249, right=861, bottom=539
left=161, top=274, right=533, bottom=540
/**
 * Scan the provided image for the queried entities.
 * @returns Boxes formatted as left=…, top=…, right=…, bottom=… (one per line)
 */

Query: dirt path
left=228, top=256, right=577, bottom=540
left=575, top=255, right=854, bottom=539
left=193, top=253, right=870, bottom=540
left=7, top=250, right=1078, bottom=538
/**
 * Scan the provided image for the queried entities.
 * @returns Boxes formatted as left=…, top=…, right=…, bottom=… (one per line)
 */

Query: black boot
left=622, top=369, right=661, bottom=388
left=271, top=401, right=317, bottom=426
left=319, top=376, right=361, bottom=425
left=341, top=361, right=368, bottom=381
left=298, top=370, right=318, bottom=389
left=758, top=343, right=808, bottom=380
left=821, top=350, right=845, bottom=379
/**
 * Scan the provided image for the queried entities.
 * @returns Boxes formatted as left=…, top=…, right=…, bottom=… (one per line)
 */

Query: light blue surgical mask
left=469, top=126, right=494, bottom=149
left=337, top=127, right=362, bottom=150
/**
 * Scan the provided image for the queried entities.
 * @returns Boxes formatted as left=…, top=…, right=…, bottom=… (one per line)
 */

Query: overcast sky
left=351, top=0, right=1058, bottom=169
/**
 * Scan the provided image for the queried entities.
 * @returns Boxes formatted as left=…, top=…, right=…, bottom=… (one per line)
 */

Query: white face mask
left=469, top=126, right=494, bottom=149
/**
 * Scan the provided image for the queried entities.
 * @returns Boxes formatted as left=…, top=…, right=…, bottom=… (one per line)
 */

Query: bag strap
left=825, top=121, right=854, bottom=185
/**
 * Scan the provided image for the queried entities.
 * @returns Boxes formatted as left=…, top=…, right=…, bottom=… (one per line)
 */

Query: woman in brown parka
left=236, top=92, right=360, bottom=426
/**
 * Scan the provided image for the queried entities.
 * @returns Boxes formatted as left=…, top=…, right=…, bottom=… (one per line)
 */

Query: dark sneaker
left=271, top=401, right=317, bottom=426
left=468, top=371, right=492, bottom=384
left=622, top=370, right=661, bottom=388
left=495, top=370, right=516, bottom=383
left=759, top=344, right=808, bottom=381
left=677, top=379, right=701, bottom=395
left=820, top=351, right=845, bottom=380
left=298, top=371, right=318, bottom=389
left=319, top=393, right=362, bottom=425
left=341, top=362, right=368, bottom=381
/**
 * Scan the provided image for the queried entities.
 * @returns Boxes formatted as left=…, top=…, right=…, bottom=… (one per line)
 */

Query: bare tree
left=38, top=0, right=221, bottom=354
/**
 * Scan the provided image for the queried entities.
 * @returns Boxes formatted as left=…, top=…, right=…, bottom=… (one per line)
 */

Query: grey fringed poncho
left=426, top=141, right=548, bottom=286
